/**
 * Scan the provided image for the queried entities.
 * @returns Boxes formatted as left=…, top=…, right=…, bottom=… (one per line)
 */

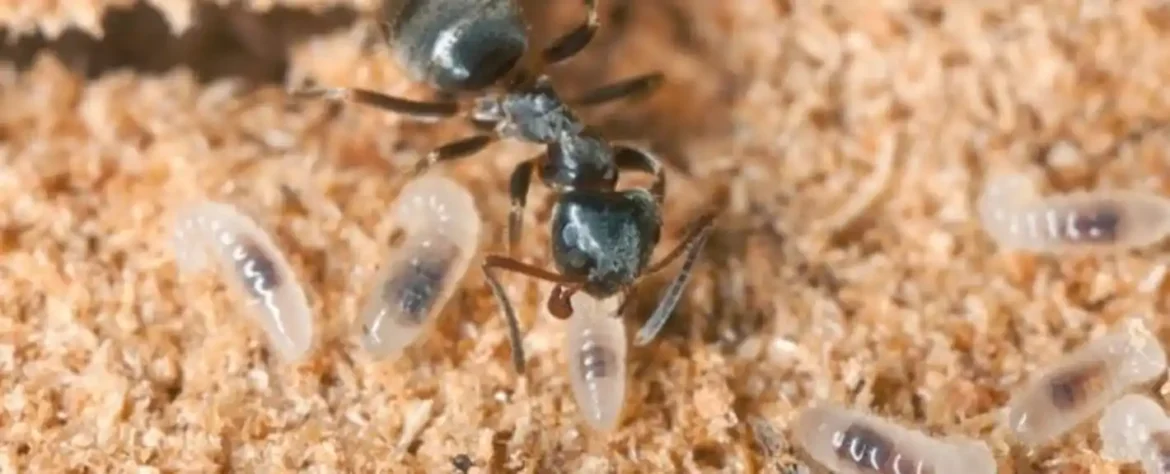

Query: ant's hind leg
left=543, top=0, right=599, bottom=65
left=632, top=211, right=718, bottom=346
left=572, top=72, right=665, bottom=108
left=613, top=145, right=666, bottom=204
left=410, top=135, right=496, bottom=177
left=482, top=255, right=584, bottom=374
left=290, top=86, right=459, bottom=122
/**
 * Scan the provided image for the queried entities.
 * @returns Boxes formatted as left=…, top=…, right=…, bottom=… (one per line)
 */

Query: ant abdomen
left=1098, top=394, right=1170, bottom=473
left=172, top=201, right=314, bottom=362
left=1005, top=319, right=1167, bottom=446
left=381, top=0, right=528, bottom=92
left=793, top=404, right=996, bottom=474
left=358, top=175, right=481, bottom=359
left=978, top=174, right=1170, bottom=253
left=564, top=292, right=627, bottom=432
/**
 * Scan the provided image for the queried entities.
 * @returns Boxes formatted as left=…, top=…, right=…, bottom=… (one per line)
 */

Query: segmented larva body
left=793, top=404, right=996, bottom=474
left=977, top=174, right=1170, bottom=253
left=1005, top=319, right=1167, bottom=446
left=358, top=175, right=481, bottom=359
left=172, top=201, right=313, bottom=362
left=1099, top=394, right=1170, bottom=474
left=565, top=292, right=627, bottom=432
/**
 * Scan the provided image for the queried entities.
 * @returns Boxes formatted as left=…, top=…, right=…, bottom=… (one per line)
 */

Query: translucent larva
left=977, top=174, right=1170, bottom=253
left=565, top=292, right=627, bottom=432
left=1004, top=319, right=1167, bottom=446
left=793, top=403, right=996, bottom=474
left=1098, top=394, right=1170, bottom=473
left=172, top=201, right=313, bottom=362
left=358, top=175, right=481, bottom=359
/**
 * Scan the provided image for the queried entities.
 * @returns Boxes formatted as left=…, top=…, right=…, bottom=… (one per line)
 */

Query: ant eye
left=358, top=175, right=481, bottom=359
left=172, top=201, right=313, bottom=362
left=793, top=404, right=996, bottom=474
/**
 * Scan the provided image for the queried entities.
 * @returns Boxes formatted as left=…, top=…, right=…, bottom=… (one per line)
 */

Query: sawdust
left=4, top=0, right=1170, bottom=473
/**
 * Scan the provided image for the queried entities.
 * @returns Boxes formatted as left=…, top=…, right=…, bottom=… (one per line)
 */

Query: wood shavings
left=397, top=399, right=434, bottom=452
left=0, top=0, right=133, bottom=38
left=813, top=131, right=898, bottom=239
left=0, top=0, right=380, bottom=38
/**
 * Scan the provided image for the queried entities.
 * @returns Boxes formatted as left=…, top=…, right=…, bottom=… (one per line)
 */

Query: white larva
left=1098, top=394, right=1170, bottom=473
left=1004, top=319, right=1167, bottom=447
left=793, top=403, right=996, bottom=474
left=358, top=174, right=481, bottom=359
left=564, top=292, right=627, bottom=432
left=977, top=173, right=1170, bottom=253
left=172, top=201, right=314, bottom=362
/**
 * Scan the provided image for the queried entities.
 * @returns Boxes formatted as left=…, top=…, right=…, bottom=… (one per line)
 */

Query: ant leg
left=571, top=72, right=665, bottom=108
left=613, top=145, right=666, bottom=204
left=482, top=255, right=584, bottom=373
left=411, top=135, right=496, bottom=177
left=543, top=0, right=599, bottom=65
left=507, top=155, right=544, bottom=255
left=632, top=211, right=718, bottom=346
left=291, top=86, right=459, bottom=122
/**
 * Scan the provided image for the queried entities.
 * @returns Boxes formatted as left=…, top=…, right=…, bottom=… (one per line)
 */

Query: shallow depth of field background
left=4, top=1, right=1170, bottom=473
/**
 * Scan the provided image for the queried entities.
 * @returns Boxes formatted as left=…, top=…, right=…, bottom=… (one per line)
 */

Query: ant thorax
left=471, top=77, right=584, bottom=143
left=542, top=133, right=618, bottom=191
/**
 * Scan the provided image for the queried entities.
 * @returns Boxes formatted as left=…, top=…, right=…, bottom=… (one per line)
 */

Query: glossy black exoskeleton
left=294, top=0, right=716, bottom=374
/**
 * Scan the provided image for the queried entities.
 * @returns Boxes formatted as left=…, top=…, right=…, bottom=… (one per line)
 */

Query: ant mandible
left=294, top=0, right=717, bottom=373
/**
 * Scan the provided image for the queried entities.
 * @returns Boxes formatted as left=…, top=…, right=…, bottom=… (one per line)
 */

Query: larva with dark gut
left=564, top=291, right=627, bottom=432
left=1098, top=394, right=1170, bottom=473
left=793, top=403, right=996, bottom=474
left=358, top=174, right=481, bottom=359
left=977, top=173, right=1170, bottom=253
left=172, top=201, right=314, bottom=362
left=1004, top=319, right=1167, bottom=446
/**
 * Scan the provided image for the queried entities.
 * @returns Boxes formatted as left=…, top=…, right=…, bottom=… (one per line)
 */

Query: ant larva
left=1098, top=394, right=1170, bottom=473
left=1004, top=319, right=1167, bottom=447
left=793, top=403, right=996, bottom=474
left=358, top=174, right=481, bottom=358
left=561, top=291, right=627, bottom=431
left=294, top=0, right=717, bottom=374
left=977, top=173, right=1170, bottom=254
left=172, top=201, right=314, bottom=362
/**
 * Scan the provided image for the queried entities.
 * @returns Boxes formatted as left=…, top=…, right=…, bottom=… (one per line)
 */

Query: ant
left=293, top=0, right=717, bottom=374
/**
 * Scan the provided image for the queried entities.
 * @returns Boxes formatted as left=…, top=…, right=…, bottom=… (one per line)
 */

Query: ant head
left=550, top=189, right=662, bottom=297
left=384, top=0, right=529, bottom=92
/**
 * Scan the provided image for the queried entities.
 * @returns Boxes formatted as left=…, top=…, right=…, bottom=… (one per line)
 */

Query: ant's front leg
left=482, top=255, right=584, bottom=374
left=290, top=85, right=459, bottom=122
left=409, top=118, right=511, bottom=176
left=410, top=135, right=497, bottom=177
left=613, top=145, right=666, bottom=204
left=506, top=154, right=547, bottom=255
left=571, top=72, right=665, bottom=108
left=632, top=211, right=718, bottom=346
left=543, top=0, right=599, bottom=65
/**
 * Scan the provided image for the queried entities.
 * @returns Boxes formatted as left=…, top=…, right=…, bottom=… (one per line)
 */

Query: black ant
left=293, top=0, right=716, bottom=373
